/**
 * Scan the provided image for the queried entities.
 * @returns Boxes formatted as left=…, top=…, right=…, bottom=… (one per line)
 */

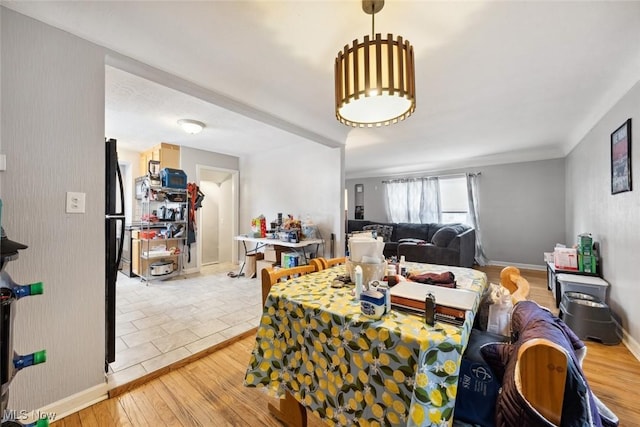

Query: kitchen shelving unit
left=137, top=177, right=189, bottom=283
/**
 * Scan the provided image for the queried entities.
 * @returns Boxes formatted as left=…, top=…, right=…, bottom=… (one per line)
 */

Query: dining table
left=244, top=262, right=488, bottom=427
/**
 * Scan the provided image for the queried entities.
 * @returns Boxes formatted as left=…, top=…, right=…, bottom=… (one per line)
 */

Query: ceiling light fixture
left=335, top=0, right=416, bottom=128
left=177, top=119, right=205, bottom=134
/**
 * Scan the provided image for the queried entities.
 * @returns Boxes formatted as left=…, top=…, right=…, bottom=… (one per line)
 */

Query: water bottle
left=398, top=255, right=407, bottom=277
left=354, top=265, right=363, bottom=299
left=1, top=271, right=46, bottom=420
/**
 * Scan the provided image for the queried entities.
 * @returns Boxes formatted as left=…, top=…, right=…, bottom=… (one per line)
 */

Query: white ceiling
left=4, top=1, right=640, bottom=179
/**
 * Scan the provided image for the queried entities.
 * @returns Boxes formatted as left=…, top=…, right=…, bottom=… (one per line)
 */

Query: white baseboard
left=36, top=382, right=108, bottom=423
left=620, top=324, right=640, bottom=361
left=487, top=260, right=546, bottom=271
left=183, top=267, right=199, bottom=275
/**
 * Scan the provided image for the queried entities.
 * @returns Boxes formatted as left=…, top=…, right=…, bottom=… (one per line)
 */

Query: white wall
left=346, top=158, right=566, bottom=267
left=1, top=8, right=106, bottom=409
left=199, top=180, right=220, bottom=264
left=219, top=178, right=233, bottom=263
left=566, top=79, right=640, bottom=356
left=240, top=143, right=344, bottom=260
left=179, top=147, right=239, bottom=270
left=116, top=147, right=140, bottom=225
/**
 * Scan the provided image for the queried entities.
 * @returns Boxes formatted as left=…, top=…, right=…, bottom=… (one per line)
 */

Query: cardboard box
left=554, top=247, right=578, bottom=270
left=244, top=252, right=264, bottom=279
left=578, top=254, right=597, bottom=273
left=264, top=245, right=288, bottom=264
left=256, top=260, right=275, bottom=276
left=577, top=234, right=593, bottom=256
left=264, top=246, right=277, bottom=262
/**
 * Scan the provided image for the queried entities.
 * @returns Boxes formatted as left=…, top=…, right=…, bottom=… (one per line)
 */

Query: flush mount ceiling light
left=335, top=0, right=416, bottom=128
left=177, top=119, right=205, bottom=134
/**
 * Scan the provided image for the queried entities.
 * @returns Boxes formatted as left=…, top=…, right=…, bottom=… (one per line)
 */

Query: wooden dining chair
left=309, top=257, right=346, bottom=271
left=261, top=264, right=317, bottom=305
left=500, top=265, right=531, bottom=303
left=500, top=266, right=567, bottom=426
left=517, top=338, right=568, bottom=426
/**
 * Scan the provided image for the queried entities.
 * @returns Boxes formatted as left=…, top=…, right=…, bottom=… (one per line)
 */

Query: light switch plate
left=66, top=192, right=86, bottom=214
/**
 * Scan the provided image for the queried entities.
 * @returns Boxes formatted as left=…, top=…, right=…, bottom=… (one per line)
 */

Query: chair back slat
left=261, top=264, right=317, bottom=304
left=310, top=257, right=346, bottom=271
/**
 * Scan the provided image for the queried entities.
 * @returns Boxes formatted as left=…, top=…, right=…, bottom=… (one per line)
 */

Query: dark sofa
left=347, top=219, right=476, bottom=268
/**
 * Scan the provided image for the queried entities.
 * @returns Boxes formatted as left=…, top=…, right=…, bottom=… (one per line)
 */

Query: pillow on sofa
left=431, top=226, right=458, bottom=247
left=363, top=224, right=394, bottom=242
left=398, top=238, right=427, bottom=244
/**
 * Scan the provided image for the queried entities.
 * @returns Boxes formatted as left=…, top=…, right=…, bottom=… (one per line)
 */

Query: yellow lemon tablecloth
left=244, top=262, right=488, bottom=427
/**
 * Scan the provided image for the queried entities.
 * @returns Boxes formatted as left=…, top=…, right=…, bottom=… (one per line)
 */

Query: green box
left=578, top=254, right=597, bottom=273
left=578, top=234, right=593, bottom=255
left=578, top=244, right=592, bottom=256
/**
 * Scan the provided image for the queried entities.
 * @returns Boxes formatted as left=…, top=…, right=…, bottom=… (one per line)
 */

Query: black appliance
left=105, top=138, right=125, bottom=369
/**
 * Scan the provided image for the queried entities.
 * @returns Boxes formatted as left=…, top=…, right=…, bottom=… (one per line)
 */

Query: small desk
left=234, top=235, right=323, bottom=275
left=244, top=262, right=488, bottom=426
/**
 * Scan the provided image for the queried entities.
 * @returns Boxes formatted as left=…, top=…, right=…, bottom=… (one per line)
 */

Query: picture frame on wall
left=611, top=118, right=632, bottom=195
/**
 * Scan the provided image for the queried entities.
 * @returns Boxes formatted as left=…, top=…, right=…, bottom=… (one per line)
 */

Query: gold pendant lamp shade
left=335, top=0, right=416, bottom=127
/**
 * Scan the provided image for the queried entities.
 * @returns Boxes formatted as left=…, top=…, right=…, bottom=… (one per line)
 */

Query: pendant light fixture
left=335, top=0, right=416, bottom=128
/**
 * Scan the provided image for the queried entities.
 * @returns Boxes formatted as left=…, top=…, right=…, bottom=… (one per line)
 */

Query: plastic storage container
left=557, top=273, right=609, bottom=303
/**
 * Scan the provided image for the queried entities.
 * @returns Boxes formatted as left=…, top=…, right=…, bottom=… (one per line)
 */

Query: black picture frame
left=611, top=119, right=632, bottom=195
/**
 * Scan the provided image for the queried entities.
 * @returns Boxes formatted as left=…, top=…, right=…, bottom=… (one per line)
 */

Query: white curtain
left=384, top=178, right=441, bottom=224
left=384, top=181, right=410, bottom=223
left=407, top=180, right=423, bottom=223
left=420, top=177, right=441, bottom=223
left=466, top=173, right=489, bottom=265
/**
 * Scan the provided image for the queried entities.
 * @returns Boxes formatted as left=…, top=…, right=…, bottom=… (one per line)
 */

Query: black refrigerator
left=105, top=138, right=125, bottom=369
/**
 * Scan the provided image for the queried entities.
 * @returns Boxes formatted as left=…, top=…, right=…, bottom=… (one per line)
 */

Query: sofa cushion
left=362, top=224, right=394, bottom=242
left=398, top=238, right=427, bottom=244
left=432, top=226, right=458, bottom=247
left=395, top=223, right=430, bottom=241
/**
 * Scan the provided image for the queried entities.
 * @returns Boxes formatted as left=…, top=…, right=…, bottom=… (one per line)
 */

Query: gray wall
left=0, top=8, right=245, bottom=412
left=1, top=8, right=106, bottom=409
left=346, top=158, right=566, bottom=267
left=566, top=80, right=640, bottom=355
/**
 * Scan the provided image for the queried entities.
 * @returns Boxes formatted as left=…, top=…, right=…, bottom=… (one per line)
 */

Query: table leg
left=267, top=390, right=307, bottom=427
left=236, top=241, right=249, bottom=277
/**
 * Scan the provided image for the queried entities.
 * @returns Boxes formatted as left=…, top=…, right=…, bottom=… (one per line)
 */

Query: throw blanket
left=407, top=271, right=456, bottom=288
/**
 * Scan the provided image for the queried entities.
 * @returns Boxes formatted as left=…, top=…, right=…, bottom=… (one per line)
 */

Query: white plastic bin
left=557, top=273, right=609, bottom=303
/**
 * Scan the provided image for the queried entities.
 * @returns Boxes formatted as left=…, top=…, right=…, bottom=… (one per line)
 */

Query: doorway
left=197, top=165, right=239, bottom=267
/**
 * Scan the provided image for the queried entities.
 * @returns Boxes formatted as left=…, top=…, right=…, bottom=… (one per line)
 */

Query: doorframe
left=195, top=165, right=239, bottom=269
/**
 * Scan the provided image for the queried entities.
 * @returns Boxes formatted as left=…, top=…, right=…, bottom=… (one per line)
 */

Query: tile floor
left=107, top=262, right=261, bottom=388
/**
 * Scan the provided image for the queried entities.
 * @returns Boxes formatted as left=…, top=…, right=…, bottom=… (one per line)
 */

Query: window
left=383, top=173, right=487, bottom=264
left=439, top=176, right=470, bottom=225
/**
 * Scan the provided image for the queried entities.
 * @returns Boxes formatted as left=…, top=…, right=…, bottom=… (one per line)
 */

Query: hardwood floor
left=53, top=266, right=640, bottom=426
